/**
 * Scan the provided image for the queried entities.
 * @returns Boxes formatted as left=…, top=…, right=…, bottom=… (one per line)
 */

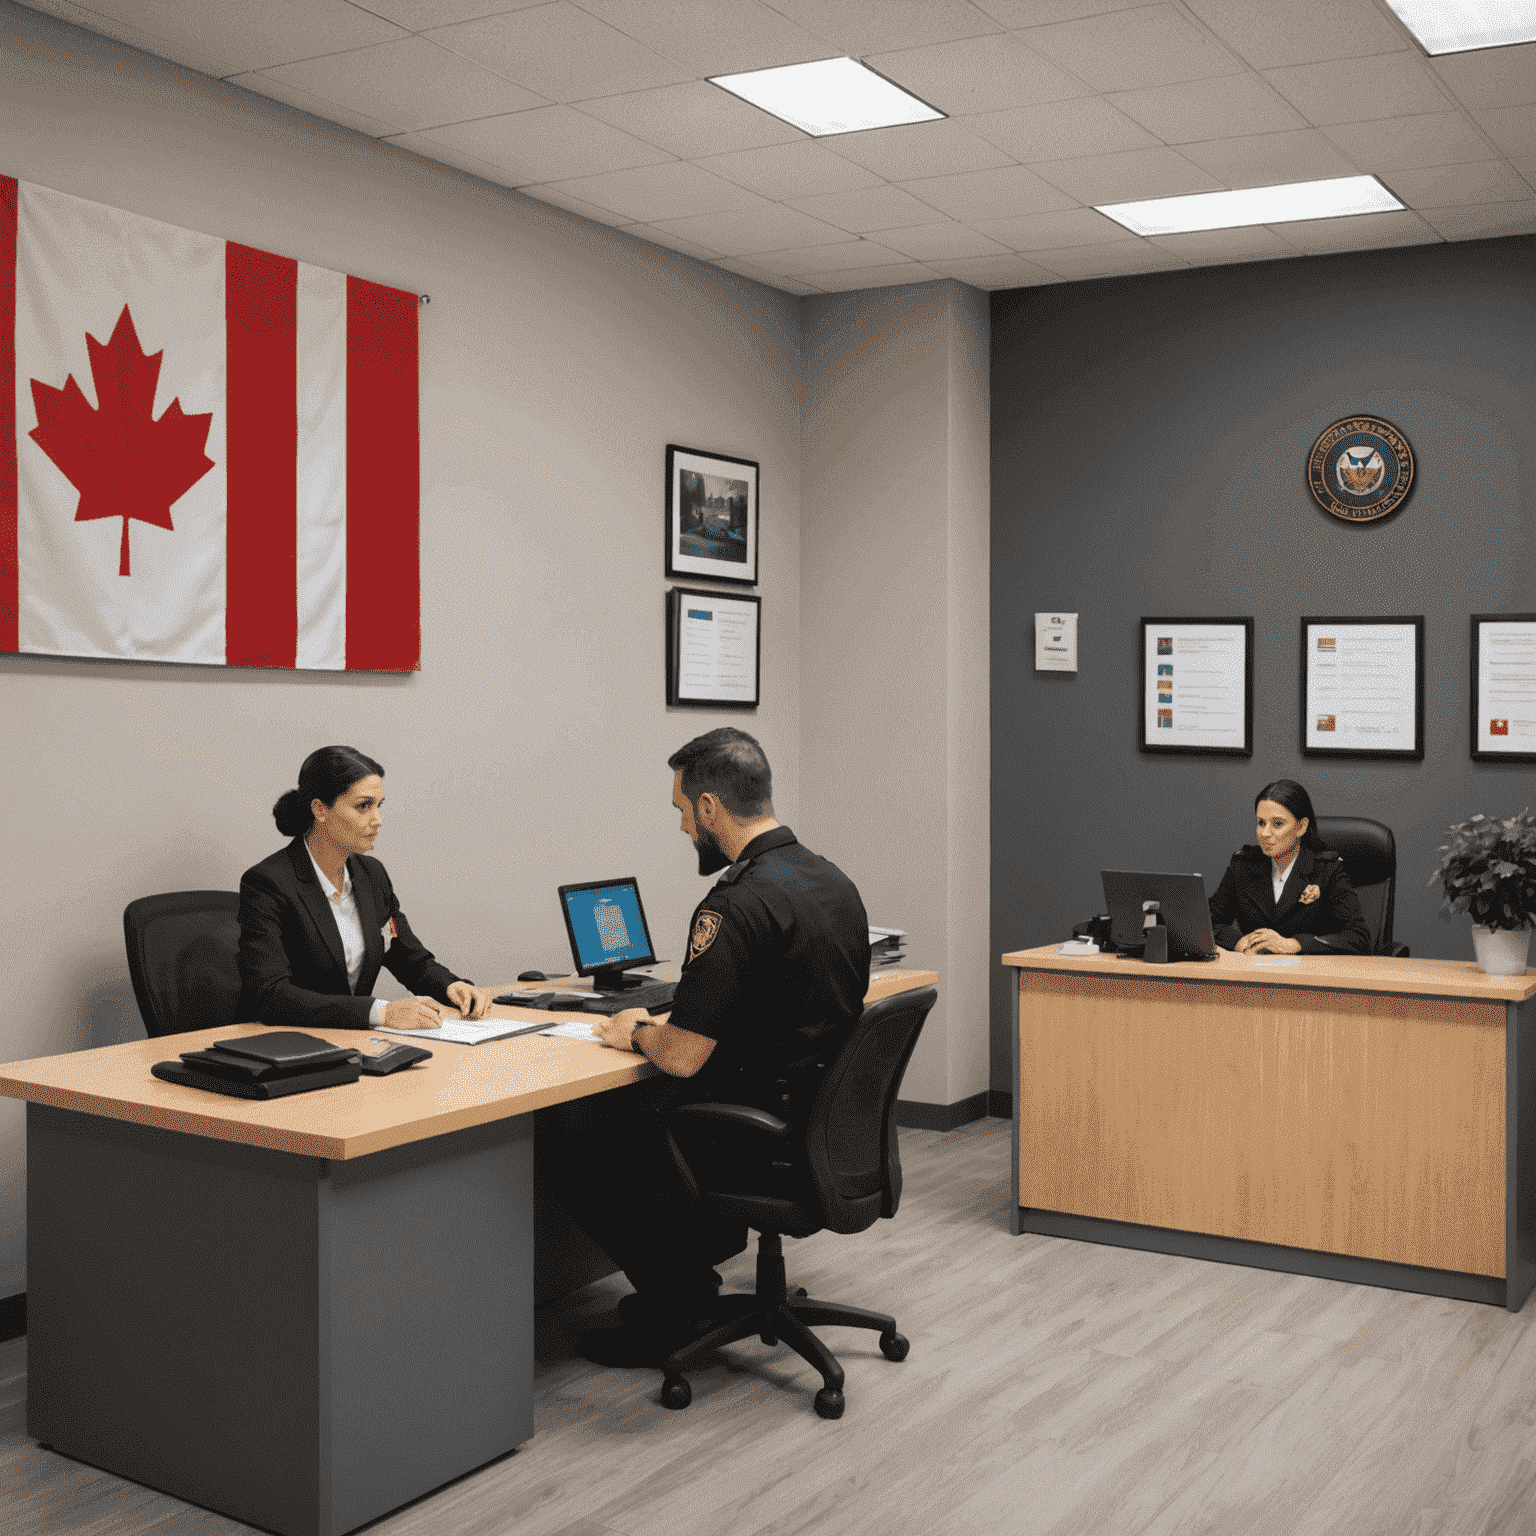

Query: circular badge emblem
left=1307, top=416, right=1413, bottom=522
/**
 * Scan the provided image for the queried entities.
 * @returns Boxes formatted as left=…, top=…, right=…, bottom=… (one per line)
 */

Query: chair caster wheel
left=814, top=1387, right=845, bottom=1420
left=660, top=1374, right=692, bottom=1410
left=880, top=1330, right=910, bottom=1362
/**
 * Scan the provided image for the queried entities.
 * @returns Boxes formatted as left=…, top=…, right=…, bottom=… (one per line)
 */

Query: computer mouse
left=517, top=970, right=548, bottom=982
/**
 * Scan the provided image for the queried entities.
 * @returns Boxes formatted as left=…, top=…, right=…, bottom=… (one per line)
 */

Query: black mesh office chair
left=657, top=985, right=938, bottom=1419
left=1316, top=817, right=1409, bottom=958
left=123, top=891, right=243, bottom=1037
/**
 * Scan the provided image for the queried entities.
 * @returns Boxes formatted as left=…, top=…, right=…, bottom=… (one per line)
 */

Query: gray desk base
left=26, top=1102, right=534, bottom=1536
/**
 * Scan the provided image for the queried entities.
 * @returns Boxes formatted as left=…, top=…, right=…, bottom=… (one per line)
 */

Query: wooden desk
left=1002, top=946, right=1536, bottom=1310
left=0, top=966, right=938, bottom=1536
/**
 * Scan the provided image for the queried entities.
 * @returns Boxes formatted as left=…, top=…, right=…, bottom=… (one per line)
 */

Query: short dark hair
left=273, top=745, right=385, bottom=838
left=668, top=728, right=773, bottom=818
left=1255, top=779, right=1326, bottom=851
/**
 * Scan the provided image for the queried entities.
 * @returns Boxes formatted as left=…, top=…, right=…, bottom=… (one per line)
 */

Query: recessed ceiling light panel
left=1383, top=0, right=1536, bottom=56
left=1097, top=176, right=1405, bottom=237
left=709, top=57, right=944, bottom=137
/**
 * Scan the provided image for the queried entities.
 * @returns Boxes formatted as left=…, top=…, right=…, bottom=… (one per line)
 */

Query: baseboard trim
left=895, top=1091, right=990, bottom=1131
left=988, top=1089, right=1012, bottom=1119
left=0, top=1293, right=24, bottom=1341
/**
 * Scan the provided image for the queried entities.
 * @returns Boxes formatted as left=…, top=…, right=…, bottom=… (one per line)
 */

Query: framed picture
left=666, top=587, right=760, bottom=709
left=1139, top=618, right=1253, bottom=756
left=665, top=445, right=758, bottom=587
left=1472, top=614, right=1536, bottom=762
left=1301, top=616, right=1424, bottom=760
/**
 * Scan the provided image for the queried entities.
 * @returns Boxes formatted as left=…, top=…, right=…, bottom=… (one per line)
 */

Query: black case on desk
left=152, top=1031, right=362, bottom=1098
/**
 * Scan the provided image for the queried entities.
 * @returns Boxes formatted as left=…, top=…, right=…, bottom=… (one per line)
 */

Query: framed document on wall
left=1139, top=618, right=1253, bottom=757
left=1472, top=614, right=1536, bottom=762
left=1301, top=616, right=1424, bottom=760
left=666, top=587, right=760, bottom=709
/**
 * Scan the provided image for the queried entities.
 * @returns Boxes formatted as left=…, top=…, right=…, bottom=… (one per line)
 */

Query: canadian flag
left=1, top=175, right=419, bottom=670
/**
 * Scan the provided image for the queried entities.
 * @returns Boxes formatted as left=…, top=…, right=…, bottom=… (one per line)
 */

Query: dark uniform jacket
left=1207, top=843, right=1371, bottom=955
left=668, top=826, right=870, bottom=1102
left=237, top=837, right=465, bottom=1030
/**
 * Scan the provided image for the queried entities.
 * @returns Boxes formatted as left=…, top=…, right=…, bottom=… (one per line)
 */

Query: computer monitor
left=1100, top=870, right=1220, bottom=961
left=557, top=878, right=660, bottom=991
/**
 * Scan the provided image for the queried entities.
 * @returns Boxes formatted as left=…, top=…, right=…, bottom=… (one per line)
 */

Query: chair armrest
left=666, top=1102, right=791, bottom=1139
left=1389, top=941, right=1410, bottom=958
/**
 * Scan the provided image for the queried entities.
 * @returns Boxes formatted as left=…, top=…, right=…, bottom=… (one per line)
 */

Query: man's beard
left=694, top=825, right=730, bottom=877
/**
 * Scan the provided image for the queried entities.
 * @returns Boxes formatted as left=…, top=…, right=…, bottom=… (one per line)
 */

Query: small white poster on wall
left=1034, top=612, right=1077, bottom=672
left=1140, top=618, right=1253, bottom=757
left=1302, top=617, right=1423, bottom=760
left=1472, top=615, right=1536, bottom=761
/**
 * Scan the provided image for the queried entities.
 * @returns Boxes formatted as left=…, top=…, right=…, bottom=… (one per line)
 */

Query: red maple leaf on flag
left=29, top=305, right=215, bottom=576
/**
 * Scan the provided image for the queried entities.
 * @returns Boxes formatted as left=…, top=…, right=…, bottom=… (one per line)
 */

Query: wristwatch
left=630, top=1022, right=647, bottom=1057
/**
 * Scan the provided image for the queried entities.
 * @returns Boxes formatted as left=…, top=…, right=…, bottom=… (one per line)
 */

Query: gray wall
left=990, top=234, right=1536, bottom=1095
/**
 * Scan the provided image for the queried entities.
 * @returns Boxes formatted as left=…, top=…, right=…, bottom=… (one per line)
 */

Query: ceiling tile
left=618, top=223, right=725, bottom=259
left=971, top=1, right=1155, bottom=25
left=1515, top=156, right=1536, bottom=189
left=1430, top=41, right=1536, bottom=111
left=865, top=33, right=1091, bottom=117
left=1420, top=200, right=1536, bottom=241
left=805, top=263, right=944, bottom=290
left=924, top=252, right=1059, bottom=287
left=1107, top=73, right=1306, bottom=144
left=1017, top=4, right=1243, bottom=92
left=1182, top=0, right=1408, bottom=71
left=647, top=203, right=851, bottom=255
left=518, top=183, right=635, bottom=226
left=870, top=222, right=1013, bottom=259
left=786, top=185, right=952, bottom=232
left=821, top=119, right=1015, bottom=180
left=898, top=164, right=1078, bottom=220
left=1276, top=208, right=1439, bottom=255
left=382, top=128, right=510, bottom=182
left=715, top=265, right=821, bottom=297
left=1032, top=146, right=1224, bottom=203
left=748, top=241, right=914, bottom=274
left=539, top=161, right=764, bottom=222
left=1473, top=106, right=1536, bottom=160
left=1180, top=128, right=1359, bottom=187
left=966, top=96, right=1158, bottom=160
left=574, top=82, right=801, bottom=158
left=251, top=37, right=547, bottom=132
left=765, top=0, right=1002, bottom=55
left=1032, top=241, right=1191, bottom=277
left=232, top=71, right=401, bottom=137
left=1386, top=161, right=1535, bottom=210
left=1320, top=112, right=1497, bottom=172
left=1264, top=55, right=1453, bottom=127
left=696, top=141, right=884, bottom=200
left=573, top=0, right=829, bottom=75
left=361, top=2, right=550, bottom=27
left=971, top=204, right=1137, bottom=248
left=426, top=1, right=690, bottom=102
left=418, top=105, right=674, bottom=183
left=1147, top=224, right=1300, bottom=263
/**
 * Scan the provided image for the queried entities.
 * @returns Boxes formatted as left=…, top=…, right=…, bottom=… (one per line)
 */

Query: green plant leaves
left=1428, top=808, right=1536, bottom=932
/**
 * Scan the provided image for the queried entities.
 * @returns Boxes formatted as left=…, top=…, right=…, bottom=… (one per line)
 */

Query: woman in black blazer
left=1208, top=779, right=1371, bottom=956
left=237, top=745, right=495, bottom=1031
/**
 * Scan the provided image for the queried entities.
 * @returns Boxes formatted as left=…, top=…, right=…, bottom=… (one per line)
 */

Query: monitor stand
left=590, top=967, right=648, bottom=993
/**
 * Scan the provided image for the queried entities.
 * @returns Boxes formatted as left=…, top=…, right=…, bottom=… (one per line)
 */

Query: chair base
left=659, top=1233, right=908, bottom=1417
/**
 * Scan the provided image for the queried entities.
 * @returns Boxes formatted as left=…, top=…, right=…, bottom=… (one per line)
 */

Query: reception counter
left=1002, top=946, right=1536, bottom=1309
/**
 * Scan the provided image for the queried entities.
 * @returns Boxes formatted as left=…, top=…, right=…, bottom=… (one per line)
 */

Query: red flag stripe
left=225, top=241, right=298, bottom=667
left=0, top=176, right=17, bottom=653
left=345, top=276, right=419, bottom=671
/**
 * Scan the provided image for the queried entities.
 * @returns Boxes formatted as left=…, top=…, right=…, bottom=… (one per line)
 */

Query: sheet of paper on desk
left=540, top=1021, right=604, bottom=1042
left=379, top=1018, right=547, bottom=1045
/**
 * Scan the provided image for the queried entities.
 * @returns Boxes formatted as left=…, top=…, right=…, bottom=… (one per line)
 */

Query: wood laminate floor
left=5, top=1117, right=1536, bottom=1536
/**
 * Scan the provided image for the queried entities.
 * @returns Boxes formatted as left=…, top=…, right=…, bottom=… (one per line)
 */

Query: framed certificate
left=1301, top=616, right=1423, bottom=760
left=666, top=587, right=760, bottom=709
left=1472, top=614, right=1536, bottom=762
left=1139, top=618, right=1253, bottom=756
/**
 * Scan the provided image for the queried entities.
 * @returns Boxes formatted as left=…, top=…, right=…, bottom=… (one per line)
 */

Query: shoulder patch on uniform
left=689, top=909, right=723, bottom=961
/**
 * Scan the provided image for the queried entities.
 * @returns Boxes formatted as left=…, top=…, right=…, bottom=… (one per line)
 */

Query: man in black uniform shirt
left=562, top=727, right=870, bottom=1368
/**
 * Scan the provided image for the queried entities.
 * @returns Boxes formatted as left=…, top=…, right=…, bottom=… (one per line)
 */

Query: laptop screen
left=559, top=878, right=658, bottom=976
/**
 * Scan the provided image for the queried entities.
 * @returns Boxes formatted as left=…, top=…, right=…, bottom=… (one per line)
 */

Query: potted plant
left=1428, top=810, right=1536, bottom=974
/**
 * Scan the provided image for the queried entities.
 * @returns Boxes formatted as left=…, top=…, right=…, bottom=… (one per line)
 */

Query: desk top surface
left=1001, top=944, right=1536, bottom=1003
left=0, top=967, right=940, bottom=1160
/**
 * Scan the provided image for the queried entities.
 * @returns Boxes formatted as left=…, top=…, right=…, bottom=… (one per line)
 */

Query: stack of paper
left=869, top=926, right=906, bottom=968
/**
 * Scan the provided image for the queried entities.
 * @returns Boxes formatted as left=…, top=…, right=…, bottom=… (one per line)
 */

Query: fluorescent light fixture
left=1097, top=176, right=1405, bottom=237
left=709, top=57, right=944, bottom=137
left=1382, top=0, right=1536, bottom=55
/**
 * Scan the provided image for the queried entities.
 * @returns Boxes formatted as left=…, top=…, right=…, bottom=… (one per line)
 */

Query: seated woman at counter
left=1209, top=779, right=1371, bottom=956
left=237, top=745, right=496, bottom=1031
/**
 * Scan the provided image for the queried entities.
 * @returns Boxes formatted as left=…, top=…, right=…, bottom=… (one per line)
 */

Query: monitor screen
left=558, top=878, right=658, bottom=976
left=1100, top=870, right=1218, bottom=961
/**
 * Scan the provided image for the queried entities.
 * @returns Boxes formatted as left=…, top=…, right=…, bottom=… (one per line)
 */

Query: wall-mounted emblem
left=1307, top=416, right=1414, bottom=522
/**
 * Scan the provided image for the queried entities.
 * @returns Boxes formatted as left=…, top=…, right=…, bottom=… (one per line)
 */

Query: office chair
left=123, top=891, right=243, bottom=1037
left=1315, top=817, right=1409, bottom=958
left=657, top=985, right=938, bottom=1420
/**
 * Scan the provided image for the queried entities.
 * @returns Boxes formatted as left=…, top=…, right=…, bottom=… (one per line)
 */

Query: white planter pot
left=1472, top=925, right=1532, bottom=976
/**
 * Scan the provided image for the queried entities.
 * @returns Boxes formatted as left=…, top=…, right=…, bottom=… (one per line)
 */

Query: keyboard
left=493, top=981, right=676, bottom=1017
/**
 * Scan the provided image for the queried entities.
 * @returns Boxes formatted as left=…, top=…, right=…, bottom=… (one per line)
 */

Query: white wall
left=0, top=4, right=805, bottom=1296
left=799, top=281, right=991, bottom=1111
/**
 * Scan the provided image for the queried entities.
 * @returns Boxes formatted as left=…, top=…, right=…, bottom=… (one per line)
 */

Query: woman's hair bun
left=273, top=787, right=312, bottom=838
